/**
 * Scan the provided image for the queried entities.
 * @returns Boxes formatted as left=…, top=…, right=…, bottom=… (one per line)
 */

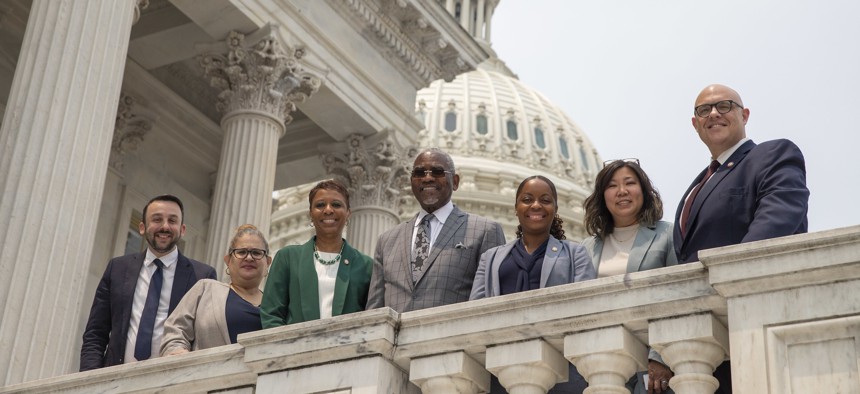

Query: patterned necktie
left=412, top=214, right=435, bottom=282
left=135, top=259, right=164, bottom=361
left=680, top=160, right=720, bottom=237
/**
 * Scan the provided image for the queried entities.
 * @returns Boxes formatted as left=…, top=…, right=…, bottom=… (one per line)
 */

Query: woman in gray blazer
left=582, top=159, right=677, bottom=393
left=160, top=224, right=272, bottom=355
left=470, top=175, right=595, bottom=394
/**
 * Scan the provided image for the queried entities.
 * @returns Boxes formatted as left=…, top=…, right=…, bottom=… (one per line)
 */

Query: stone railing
left=3, top=226, right=859, bottom=394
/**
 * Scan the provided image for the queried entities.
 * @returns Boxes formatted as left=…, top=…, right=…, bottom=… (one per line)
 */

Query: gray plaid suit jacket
left=367, top=205, right=505, bottom=313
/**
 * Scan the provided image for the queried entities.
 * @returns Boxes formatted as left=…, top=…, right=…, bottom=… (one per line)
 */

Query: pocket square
left=454, top=242, right=466, bottom=249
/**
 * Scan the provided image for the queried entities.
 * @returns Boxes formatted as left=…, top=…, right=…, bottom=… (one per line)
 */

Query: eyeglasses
left=230, top=248, right=268, bottom=260
left=603, top=158, right=640, bottom=168
left=411, top=168, right=452, bottom=178
left=694, top=100, right=743, bottom=118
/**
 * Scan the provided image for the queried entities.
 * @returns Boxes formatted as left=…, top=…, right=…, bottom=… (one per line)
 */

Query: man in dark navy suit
left=80, top=195, right=216, bottom=371
left=672, top=84, right=810, bottom=393
left=674, top=84, right=809, bottom=263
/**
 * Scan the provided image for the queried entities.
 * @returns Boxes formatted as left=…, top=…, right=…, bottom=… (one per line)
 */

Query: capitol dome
left=400, top=58, right=601, bottom=240
left=269, top=0, right=602, bottom=249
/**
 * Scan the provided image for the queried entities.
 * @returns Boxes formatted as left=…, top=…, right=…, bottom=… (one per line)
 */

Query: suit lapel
left=686, top=140, right=755, bottom=237
left=416, top=207, right=466, bottom=284
left=298, top=239, right=321, bottom=320
left=331, top=240, right=353, bottom=317
left=120, top=253, right=146, bottom=334
left=540, top=237, right=562, bottom=287
left=170, top=254, right=194, bottom=313
left=627, top=225, right=656, bottom=273
left=402, top=215, right=419, bottom=290
left=490, top=241, right=516, bottom=296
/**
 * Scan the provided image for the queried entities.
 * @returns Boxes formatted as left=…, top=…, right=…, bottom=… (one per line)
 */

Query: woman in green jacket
left=261, top=180, right=373, bottom=327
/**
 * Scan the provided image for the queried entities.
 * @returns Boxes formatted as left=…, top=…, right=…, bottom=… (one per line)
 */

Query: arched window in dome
left=506, top=120, right=518, bottom=140
left=444, top=111, right=457, bottom=132
left=475, top=114, right=488, bottom=135
left=579, top=146, right=591, bottom=170
left=559, top=137, right=570, bottom=160
left=534, top=127, right=546, bottom=149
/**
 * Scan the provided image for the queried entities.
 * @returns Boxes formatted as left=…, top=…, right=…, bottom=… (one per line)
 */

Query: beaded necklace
left=314, top=241, right=344, bottom=265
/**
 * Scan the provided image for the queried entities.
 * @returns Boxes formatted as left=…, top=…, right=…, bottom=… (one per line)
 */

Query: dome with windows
left=405, top=57, right=601, bottom=239
left=270, top=0, right=602, bottom=248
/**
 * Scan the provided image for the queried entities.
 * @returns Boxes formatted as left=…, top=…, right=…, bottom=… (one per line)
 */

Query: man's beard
left=146, top=230, right=180, bottom=254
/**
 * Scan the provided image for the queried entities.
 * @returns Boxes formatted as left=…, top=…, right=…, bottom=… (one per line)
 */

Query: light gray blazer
left=367, top=205, right=505, bottom=313
left=581, top=220, right=678, bottom=275
left=160, top=279, right=232, bottom=355
left=469, top=236, right=596, bottom=300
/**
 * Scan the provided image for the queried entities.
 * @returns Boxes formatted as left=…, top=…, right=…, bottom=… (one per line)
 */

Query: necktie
left=680, top=160, right=720, bottom=237
left=135, top=259, right=164, bottom=361
left=412, top=214, right=434, bottom=282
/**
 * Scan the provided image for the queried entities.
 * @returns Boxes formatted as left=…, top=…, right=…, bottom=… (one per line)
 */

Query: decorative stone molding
left=197, top=24, right=321, bottom=126
left=331, top=0, right=475, bottom=84
left=110, top=93, right=155, bottom=171
left=319, top=131, right=414, bottom=210
left=133, top=0, right=150, bottom=25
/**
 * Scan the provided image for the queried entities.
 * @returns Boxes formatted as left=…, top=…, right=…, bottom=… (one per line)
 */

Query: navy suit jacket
left=80, top=251, right=216, bottom=371
left=674, top=139, right=809, bottom=263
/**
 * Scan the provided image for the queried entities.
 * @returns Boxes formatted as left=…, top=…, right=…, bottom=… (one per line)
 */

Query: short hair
left=414, top=148, right=456, bottom=173
left=514, top=175, right=565, bottom=240
left=583, top=160, right=663, bottom=237
left=228, top=224, right=270, bottom=253
left=142, top=194, right=185, bottom=224
left=308, top=179, right=351, bottom=210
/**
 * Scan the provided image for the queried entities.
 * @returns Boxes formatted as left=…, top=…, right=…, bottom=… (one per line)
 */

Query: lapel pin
left=727, top=162, right=734, bottom=168
left=551, top=246, right=558, bottom=252
left=344, top=259, right=349, bottom=265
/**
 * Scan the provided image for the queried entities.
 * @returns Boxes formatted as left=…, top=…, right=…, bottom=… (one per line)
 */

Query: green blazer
left=260, top=237, right=373, bottom=328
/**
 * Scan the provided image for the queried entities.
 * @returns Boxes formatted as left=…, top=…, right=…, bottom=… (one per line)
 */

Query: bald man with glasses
left=672, top=84, right=810, bottom=393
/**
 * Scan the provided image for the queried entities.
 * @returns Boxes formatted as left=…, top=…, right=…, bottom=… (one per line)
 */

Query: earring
left=224, top=266, right=231, bottom=276
left=308, top=219, right=315, bottom=228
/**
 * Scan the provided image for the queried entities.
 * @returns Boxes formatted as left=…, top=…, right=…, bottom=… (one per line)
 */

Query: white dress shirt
left=412, top=201, right=455, bottom=256
left=124, top=248, right=178, bottom=363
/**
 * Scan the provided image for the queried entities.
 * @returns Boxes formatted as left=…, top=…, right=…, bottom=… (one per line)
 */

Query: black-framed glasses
left=411, top=167, right=452, bottom=178
left=694, top=100, right=743, bottom=118
left=603, top=158, right=640, bottom=168
left=230, top=248, right=268, bottom=260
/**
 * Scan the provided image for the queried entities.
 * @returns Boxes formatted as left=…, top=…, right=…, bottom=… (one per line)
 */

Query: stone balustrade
left=2, top=225, right=859, bottom=394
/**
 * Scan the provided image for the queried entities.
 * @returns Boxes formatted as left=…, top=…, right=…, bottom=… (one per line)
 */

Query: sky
left=490, top=0, right=860, bottom=232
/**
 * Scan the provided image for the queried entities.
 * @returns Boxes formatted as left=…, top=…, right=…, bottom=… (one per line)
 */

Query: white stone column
left=486, top=340, right=569, bottom=394
left=565, top=326, right=647, bottom=394
left=0, top=0, right=141, bottom=384
left=198, top=24, right=320, bottom=275
left=649, top=314, right=729, bottom=394
left=410, top=351, right=490, bottom=394
left=460, top=0, right=473, bottom=34
left=446, top=0, right=455, bottom=14
left=319, top=132, right=412, bottom=255
left=476, top=0, right=486, bottom=40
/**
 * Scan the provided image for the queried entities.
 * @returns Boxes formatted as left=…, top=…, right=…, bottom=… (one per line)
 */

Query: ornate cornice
left=330, top=0, right=482, bottom=84
left=197, top=24, right=321, bottom=126
left=319, top=131, right=415, bottom=210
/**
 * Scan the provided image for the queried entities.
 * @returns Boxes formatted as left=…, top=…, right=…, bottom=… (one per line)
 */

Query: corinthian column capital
left=197, top=24, right=321, bottom=126
left=319, top=131, right=414, bottom=210
left=110, top=92, right=155, bottom=171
